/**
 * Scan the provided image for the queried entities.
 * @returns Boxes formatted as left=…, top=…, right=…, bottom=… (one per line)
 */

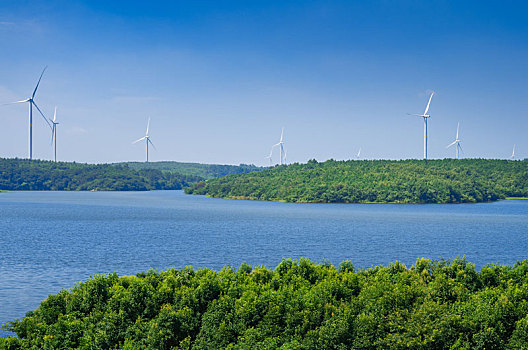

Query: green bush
left=3, top=258, right=528, bottom=349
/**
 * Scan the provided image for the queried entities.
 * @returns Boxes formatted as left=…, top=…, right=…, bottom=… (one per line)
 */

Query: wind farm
left=2, top=2, right=528, bottom=349
left=2, top=62, right=519, bottom=167
left=0, top=73, right=523, bottom=164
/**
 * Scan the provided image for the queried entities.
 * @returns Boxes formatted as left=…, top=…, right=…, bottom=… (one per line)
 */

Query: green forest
left=186, top=159, right=528, bottom=204
left=117, top=161, right=263, bottom=179
left=0, top=158, right=202, bottom=191
left=3, top=258, right=528, bottom=349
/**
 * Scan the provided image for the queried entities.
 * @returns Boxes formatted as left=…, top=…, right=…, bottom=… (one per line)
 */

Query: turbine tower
left=272, top=127, right=286, bottom=165
left=409, top=91, right=435, bottom=160
left=446, top=122, right=462, bottom=159
left=133, top=118, right=156, bottom=162
left=3, top=66, right=51, bottom=159
left=50, top=107, right=59, bottom=162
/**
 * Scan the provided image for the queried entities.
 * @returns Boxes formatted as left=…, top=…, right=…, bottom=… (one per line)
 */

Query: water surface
left=1, top=191, right=527, bottom=335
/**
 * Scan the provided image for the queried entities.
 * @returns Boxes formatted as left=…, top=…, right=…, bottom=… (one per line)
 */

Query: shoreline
left=198, top=193, right=528, bottom=204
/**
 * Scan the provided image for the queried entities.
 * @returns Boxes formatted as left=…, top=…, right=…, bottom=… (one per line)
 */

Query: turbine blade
left=53, top=106, right=57, bottom=122
left=2, top=99, right=30, bottom=105
left=50, top=125, right=56, bottom=145
left=132, top=136, right=146, bottom=144
left=148, top=138, right=157, bottom=150
left=32, top=66, right=48, bottom=98
left=446, top=140, right=457, bottom=148
left=423, top=91, right=434, bottom=115
left=280, top=127, right=284, bottom=142
left=456, top=122, right=459, bottom=139
left=458, top=143, right=464, bottom=156
left=146, top=117, right=150, bottom=135
left=32, top=101, right=52, bottom=129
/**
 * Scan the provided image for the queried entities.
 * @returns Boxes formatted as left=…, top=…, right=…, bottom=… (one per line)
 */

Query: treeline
left=0, top=158, right=202, bottom=191
left=117, top=161, right=263, bottom=179
left=186, top=159, right=528, bottom=204
left=3, top=258, right=528, bottom=349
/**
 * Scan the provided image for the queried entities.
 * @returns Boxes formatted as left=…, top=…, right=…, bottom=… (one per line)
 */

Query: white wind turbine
left=3, top=66, right=52, bottom=159
left=271, top=127, right=286, bottom=165
left=132, top=118, right=156, bottom=162
left=356, top=148, right=361, bottom=159
left=264, top=148, right=273, bottom=166
left=409, top=91, right=435, bottom=160
left=446, top=122, right=463, bottom=159
left=510, top=145, right=516, bottom=160
left=50, top=107, right=59, bottom=162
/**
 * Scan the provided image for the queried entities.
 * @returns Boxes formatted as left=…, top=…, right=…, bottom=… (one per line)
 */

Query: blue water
left=1, top=190, right=527, bottom=336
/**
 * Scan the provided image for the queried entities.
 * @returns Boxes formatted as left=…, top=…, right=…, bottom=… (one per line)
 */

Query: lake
left=1, top=190, right=527, bottom=336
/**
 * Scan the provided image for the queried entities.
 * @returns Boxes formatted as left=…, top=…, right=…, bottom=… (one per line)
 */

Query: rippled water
left=1, top=190, right=527, bottom=335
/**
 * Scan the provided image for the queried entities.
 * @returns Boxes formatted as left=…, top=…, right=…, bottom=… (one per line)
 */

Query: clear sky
left=1, top=0, right=526, bottom=165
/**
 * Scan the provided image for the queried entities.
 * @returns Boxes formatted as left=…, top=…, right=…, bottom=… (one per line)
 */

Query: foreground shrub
left=2, top=258, right=528, bottom=349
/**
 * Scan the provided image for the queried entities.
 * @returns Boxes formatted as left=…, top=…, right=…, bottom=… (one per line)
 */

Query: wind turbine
left=264, top=148, right=273, bottom=166
left=50, top=107, right=59, bottom=162
left=446, top=122, right=463, bottom=159
left=132, top=118, right=156, bottom=162
left=510, top=145, right=516, bottom=160
left=3, top=66, right=52, bottom=159
left=356, top=148, right=361, bottom=159
left=409, top=91, right=435, bottom=160
left=271, top=127, right=286, bottom=165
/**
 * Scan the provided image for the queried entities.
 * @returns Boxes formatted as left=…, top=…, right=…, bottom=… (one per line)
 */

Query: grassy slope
left=186, top=159, right=528, bottom=204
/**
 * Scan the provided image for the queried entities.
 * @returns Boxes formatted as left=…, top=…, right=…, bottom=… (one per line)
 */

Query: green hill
left=116, top=161, right=263, bottom=179
left=0, top=158, right=202, bottom=191
left=3, top=258, right=528, bottom=349
left=186, top=159, right=528, bottom=204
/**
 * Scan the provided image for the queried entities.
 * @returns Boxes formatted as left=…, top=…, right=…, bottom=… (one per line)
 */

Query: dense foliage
left=3, top=258, right=528, bottom=349
left=186, top=159, right=528, bottom=203
left=117, top=161, right=263, bottom=179
left=0, top=158, right=202, bottom=191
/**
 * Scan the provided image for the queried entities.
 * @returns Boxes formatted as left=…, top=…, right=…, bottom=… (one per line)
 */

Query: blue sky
left=0, top=0, right=526, bottom=164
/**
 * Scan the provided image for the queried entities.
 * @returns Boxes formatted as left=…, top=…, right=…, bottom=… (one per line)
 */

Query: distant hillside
left=118, top=161, right=264, bottom=179
left=186, top=159, right=528, bottom=204
left=0, top=158, right=202, bottom=191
